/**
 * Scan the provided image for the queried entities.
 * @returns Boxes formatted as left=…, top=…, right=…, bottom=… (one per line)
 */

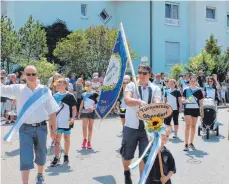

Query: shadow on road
left=76, top=149, right=99, bottom=160
left=169, top=137, right=184, bottom=144
left=201, top=134, right=225, bottom=143
left=93, top=175, right=116, bottom=184
left=45, top=164, right=73, bottom=176
left=185, top=148, right=208, bottom=158
left=185, top=149, right=208, bottom=165
left=4, top=148, right=20, bottom=157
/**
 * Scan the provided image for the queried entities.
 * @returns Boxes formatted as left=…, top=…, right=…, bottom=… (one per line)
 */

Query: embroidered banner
left=95, top=29, right=128, bottom=119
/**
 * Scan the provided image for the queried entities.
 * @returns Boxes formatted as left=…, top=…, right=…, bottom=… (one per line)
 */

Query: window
left=81, top=4, right=87, bottom=17
left=206, top=7, right=216, bottom=20
left=165, top=2, right=179, bottom=19
left=165, top=42, right=180, bottom=65
left=99, top=9, right=111, bottom=23
left=227, top=14, right=229, bottom=27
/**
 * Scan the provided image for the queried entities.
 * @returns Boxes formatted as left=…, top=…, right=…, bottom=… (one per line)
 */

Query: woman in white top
left=182, top=76, right=204, bottom=151
left=78, top=81, right=99, bottom=149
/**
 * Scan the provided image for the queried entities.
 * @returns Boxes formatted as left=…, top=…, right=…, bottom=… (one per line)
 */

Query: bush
left=19, top=58, right=58, bottom=84
left=185, top=50, right=215, bottom=76
left=168, top=64, right=184, bottom=81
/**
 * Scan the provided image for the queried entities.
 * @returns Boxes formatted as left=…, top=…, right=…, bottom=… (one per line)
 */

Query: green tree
left=169, top=64, right=184, bottom=81
left=1, top=16, right=21, bottom=72
left=18, top=15, right=48, bottom=62
left=205, top=34, right=221, bottom=56
left=19, top=58, right=58, bottom=84
left=53, top=29, right=87, bottom=76
left=212, top=54, right=229, bottom=81
left=226, top=47, right=229, bottom=58
left=185, top=50, right=215, bottom=76
left=54, top=26, right=137, bottom=78
left=43, top=19, right=72, bottom=65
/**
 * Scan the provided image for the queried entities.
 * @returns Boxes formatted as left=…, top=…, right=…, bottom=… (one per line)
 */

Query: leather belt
left=24, top=121, right=47, bottom=127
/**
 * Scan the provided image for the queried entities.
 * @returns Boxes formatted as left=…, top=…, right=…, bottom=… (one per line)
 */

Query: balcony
left=165, top=18, right=179, bottom=27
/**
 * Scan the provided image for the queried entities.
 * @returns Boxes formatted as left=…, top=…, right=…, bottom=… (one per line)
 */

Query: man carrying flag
left=120, top=64, right=161, bottom=184
left=1, top=65, right=59, bottom=184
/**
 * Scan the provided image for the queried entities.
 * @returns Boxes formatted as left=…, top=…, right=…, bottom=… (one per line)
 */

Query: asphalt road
left=1, top=108, right=229, bottom=184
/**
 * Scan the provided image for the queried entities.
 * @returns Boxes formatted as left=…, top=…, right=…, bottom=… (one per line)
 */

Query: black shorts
left=120, top=126, right=148, bottom=160
left=119, top=108, right=126, bottom=119
left=164, top=110, right=179, bottom=126
left=184, top=108, right=200, bottom=117
left=80, top=111, right=95, bottom=119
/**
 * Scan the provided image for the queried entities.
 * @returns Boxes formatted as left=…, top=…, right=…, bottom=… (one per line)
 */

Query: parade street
left=1, top=108, right=229, bottom=184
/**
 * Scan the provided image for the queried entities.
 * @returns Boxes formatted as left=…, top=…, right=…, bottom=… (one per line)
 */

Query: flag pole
left=120, top=22, right=140, bottom=97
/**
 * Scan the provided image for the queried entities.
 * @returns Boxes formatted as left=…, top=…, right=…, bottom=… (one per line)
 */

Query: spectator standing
left=197, top=71, right=206, bottom=89
left=69, top=73, right=77, bottom=85
left=5, top=74, right=17, bottom=124
left=153, top=73, right=163, bottom=89
left=181, top=73, right=190, bottom=91
left=225, top=72, right=229, bottom=103
left=50, top=73, right=61, bottom=94
left=75, top=78, right=84, bottom=113
left=65, top=78, right=73, bottom=93
left=1, top=75, right=7, bottom=121
left=99, top=71, right=106, bottom=83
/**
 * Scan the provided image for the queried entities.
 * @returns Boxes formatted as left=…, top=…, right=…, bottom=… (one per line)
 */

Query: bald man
left=1, top=65, right=59, bottom=184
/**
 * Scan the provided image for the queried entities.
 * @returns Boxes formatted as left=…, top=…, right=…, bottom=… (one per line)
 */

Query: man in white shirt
left=1, top=65, right=59, bottom=184
left=120, top=64, right=161, bottom=184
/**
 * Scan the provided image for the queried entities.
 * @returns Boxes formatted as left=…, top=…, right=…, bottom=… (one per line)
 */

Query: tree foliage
left=1, top=16, right=21, bottom=72
left=169, top=64, right=184, bottom=81
left=205, top=34, right=221, bottom=56
left=43, top=19, right=71, bottom=65
left=19, top=58, right=58, bottom=84
left=212, top=54, right=229, bottom=79
left=185, top=50, right=215, bottom=76
left=54, top=26, right=138, bottom=78
left=18, top=15, right=48, bottom=62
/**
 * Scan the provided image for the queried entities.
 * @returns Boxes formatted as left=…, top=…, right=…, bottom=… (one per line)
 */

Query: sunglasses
left=209, top=81, right=213, bottom=82
left=26, top=73, right=36, bottom=77
left=138, top=71, right=149, bottom=75
left=165, top=81, right=169, bottom=82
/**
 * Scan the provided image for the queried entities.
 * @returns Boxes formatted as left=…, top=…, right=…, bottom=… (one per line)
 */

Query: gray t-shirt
left=124, top=81, right=161, bottom=129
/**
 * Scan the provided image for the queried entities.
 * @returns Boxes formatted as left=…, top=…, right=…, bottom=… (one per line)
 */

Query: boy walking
left=51, top=78, right=77, bottom=166
left=145, top=131, right=176, bottom=184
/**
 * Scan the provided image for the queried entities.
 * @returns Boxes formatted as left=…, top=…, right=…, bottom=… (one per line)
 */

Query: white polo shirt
left=124, top=81, right=161, bottom=129
left=1, top=84, right=59, bottom=124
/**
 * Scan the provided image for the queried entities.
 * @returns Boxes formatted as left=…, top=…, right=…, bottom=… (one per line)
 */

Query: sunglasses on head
left=26, top=73, right=36, bottom=77
left=138, top=71, right=149, bottom=75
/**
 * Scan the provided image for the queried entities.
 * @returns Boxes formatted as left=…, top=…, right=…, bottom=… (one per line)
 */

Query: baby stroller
left=198, top=98, right=219, bottom=139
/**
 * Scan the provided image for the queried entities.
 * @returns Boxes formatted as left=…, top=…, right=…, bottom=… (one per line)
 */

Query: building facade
left=2, top=1, right=229, bottom=74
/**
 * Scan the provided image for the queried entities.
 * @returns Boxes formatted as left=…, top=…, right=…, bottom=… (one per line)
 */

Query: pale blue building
left=2, top=1, right=229, bottom=74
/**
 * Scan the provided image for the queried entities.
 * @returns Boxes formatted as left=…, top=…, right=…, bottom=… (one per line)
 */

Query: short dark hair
left=138, top=64, right=151, bottom=73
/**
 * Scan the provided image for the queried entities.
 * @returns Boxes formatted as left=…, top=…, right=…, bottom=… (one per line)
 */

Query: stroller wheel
left=206, top=129, right=210, bottom=139
left=198, top=126, right=201, bottom=136
left=216, top=125, right=219, bottom=136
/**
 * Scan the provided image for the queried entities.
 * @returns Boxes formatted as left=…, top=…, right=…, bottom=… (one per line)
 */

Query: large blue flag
left=96, top=30, right=128, bottom=119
